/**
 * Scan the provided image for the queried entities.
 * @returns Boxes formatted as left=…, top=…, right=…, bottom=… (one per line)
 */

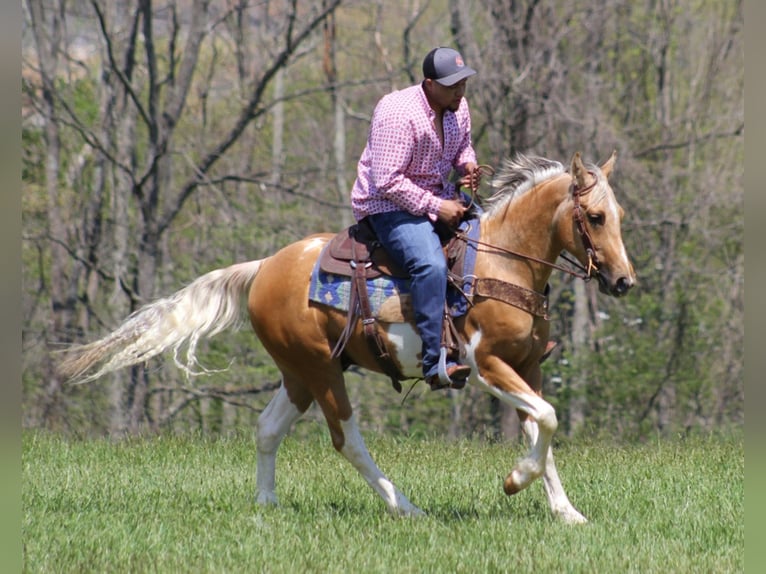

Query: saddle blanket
left=308, top=219, right=480, bottom=321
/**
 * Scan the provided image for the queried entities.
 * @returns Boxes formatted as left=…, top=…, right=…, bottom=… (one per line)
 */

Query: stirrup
left=432, top=348, right=470, bottom=389
left=437, top=347, right=452, bottom=388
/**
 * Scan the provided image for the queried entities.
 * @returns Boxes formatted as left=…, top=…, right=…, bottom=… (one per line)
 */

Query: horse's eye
left=587, top=212, right=605, bottom=226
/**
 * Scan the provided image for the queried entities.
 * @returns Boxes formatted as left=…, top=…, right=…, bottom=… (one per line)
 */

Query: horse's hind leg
left=336, top=414, right=425, bottom=517
left=312, top=372, right=424, bottom=517
left=255, top=381, right=311, bottom=506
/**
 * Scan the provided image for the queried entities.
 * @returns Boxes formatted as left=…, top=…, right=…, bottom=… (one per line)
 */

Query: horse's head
left=480, top=152, right=635, bottom=297
left=566, top=152, right=636, bottom=297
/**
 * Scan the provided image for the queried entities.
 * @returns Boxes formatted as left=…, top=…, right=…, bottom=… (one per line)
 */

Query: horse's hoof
left=554, top=507, right=588, bottom=524
left=503, top=473, right=522, bottom=495
left=390, top=505, right=426, bottom=518
left=255, top=491, right=279, bottom=507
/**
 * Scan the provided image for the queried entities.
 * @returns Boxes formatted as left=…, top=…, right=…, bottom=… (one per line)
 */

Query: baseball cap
left=422, top=47, right=477, bottom=86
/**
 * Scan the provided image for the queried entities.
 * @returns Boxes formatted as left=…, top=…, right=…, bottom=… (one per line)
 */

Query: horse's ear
left=570, top=152, right=587, bottom=189
left=600, top=150, right=617, bottom=179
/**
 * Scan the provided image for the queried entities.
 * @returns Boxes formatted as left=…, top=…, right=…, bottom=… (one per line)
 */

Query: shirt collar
left=418, top=82, right=437, bottom=119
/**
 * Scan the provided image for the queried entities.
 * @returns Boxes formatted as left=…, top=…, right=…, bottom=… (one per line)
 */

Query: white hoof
left=385, top=493, right=425, bottom=518
left=554, top=507, right=588, bottom=524
left=390, top=504, right=426, bottom=518
left=255, top=490, right=279, bottom=507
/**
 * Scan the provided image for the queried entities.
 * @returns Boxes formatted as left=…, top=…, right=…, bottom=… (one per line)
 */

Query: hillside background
left=22, top=0, right=743, bottom=440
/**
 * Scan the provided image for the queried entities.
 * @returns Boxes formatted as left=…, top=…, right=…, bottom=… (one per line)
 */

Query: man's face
left=427, top=78, right=468, bottom=113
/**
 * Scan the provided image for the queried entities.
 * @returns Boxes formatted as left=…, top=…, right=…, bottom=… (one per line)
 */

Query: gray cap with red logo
left=422, top=47, right=477, bottom=86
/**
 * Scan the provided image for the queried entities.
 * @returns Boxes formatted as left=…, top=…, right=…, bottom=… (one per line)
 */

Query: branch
left=161, top=0, right=211, bottom=132
left=150, top=380, right=282, bottom=426
left=402, top=0, right=431, bottom=84
left=177, top=145, right=350, bottom=211
left=48, top=94, right=137, bottom=184
left=148, top=382, right=281, bottom=398
left=139, top=0, right=159, bottom=147
left=90, top=0, right=152, bottom=130
left=157, top=0, right=343, bottom=235
left=202, top=173, right=353, bottom=211
left=23, top=232, right=142, bottom=307
left=634, top=124, right=744, bottom=158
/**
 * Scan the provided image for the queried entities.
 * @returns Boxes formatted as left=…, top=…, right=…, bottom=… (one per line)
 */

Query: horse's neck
left=478, top=185, right=566, bottom=291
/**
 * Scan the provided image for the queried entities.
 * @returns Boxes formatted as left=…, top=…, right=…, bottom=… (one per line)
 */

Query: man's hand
left=457, top=162, right=482, bottom=193
left=437, top=199, right=467, bottom=228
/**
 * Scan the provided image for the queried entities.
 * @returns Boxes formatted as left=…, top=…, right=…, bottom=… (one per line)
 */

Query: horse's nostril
left=615, top=277, right=633, bottom=295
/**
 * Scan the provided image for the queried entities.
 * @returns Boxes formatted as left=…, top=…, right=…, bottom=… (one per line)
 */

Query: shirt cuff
left=426, top=196, right=443, bottom=220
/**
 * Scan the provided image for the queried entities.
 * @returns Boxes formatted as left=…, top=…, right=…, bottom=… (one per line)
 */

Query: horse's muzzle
left=597, top=272, right=635, bottom=297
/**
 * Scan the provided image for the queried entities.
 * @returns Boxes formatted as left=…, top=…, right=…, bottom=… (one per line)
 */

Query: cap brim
left=434, top=67, right=477, bottom=86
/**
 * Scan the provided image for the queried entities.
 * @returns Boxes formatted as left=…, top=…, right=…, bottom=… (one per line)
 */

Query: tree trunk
left=568, top=279, right=589, bottom=436
left=271, top=67, right=285, bottom=188
left=323, top=9, right=351, bottom=228
left=27, top=0, right=78, bottom=429
left=500, top=405, right=521, bottom=441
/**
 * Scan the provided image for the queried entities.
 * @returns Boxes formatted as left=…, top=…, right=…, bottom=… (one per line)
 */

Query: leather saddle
left=318, top=218, right=469, bottom=392
left=318, top=218, right=465, bottom=280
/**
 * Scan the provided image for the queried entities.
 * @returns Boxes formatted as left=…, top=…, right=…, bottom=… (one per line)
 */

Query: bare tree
left=323, top=2, right=351, bottom=229
left=24, top=0, right=343, bottom=433
left=25, top=0, right=80, bottom=429
left=22, top=0, right=742, bottom=438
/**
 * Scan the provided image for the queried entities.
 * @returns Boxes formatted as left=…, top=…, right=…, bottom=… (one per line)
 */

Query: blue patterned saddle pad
left=308, top=219, right=480, bottom=320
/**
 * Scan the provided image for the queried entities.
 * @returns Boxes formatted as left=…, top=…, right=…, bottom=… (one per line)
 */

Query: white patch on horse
left=462, top=330, right=483, bottom=379
left=255, top=384, right=304, bottom=506
left=474, top=376, right=556, bottom=490
left=598, top=183, right=631, bottom=268
left=383, top=323, right=484, bottom=383
left=383, top=322, right=423, bottom=378
left=302, top=236, right=327, bottom=255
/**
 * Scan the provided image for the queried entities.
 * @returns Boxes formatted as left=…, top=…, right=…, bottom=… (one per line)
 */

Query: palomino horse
left=59, top=152, right=635, bottom=524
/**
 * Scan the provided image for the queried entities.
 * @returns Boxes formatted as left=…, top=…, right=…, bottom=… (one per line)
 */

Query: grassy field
left=23, top=429, right=743, bottom=573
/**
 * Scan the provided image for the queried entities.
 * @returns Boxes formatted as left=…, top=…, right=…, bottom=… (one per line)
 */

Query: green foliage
left=66, top=77, right=100, bottom=127
left=23, top=430, right=743, bottom=573
left=544, top=279, right=743, bottom=441
left=21, top=0, right=742, bottom=439
left=21, top=127, right=45, bottom=186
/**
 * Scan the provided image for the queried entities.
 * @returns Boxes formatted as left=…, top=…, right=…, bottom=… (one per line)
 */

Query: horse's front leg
left=498, top=390, right=557, bottom=495
left=472, top=357, right=556, bottom=493
left=519, top=416, right=588, bottom=524
left=472, top=351, right=585, bottom=522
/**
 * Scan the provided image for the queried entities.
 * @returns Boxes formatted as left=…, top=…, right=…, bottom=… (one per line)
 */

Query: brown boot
left=426, top=364, right=471, bottom=391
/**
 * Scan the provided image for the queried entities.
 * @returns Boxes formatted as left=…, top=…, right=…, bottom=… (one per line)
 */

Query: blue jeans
left=366, top=212, right=448, bottom=379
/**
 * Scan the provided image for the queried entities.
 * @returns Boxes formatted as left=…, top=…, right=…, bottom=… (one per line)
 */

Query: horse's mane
left=482, top=154, right=565, bottom=216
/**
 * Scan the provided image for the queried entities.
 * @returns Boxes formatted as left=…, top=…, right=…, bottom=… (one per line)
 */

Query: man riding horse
left=350, top=46, right=483, bottom=391
left=58, top=48, right=636, bottom=523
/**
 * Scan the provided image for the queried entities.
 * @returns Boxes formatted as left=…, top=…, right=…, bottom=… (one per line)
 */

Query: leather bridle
left=566, top=173, right=600, bottom=278
left=457, top=172, right=601, bottom=282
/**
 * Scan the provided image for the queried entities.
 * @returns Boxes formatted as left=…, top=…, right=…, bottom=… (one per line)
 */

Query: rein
left=456, top=174, right=600, bottom=282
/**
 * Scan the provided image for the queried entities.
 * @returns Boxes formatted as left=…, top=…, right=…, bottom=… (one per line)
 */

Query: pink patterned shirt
left=351, top=83, right=477, bottom=221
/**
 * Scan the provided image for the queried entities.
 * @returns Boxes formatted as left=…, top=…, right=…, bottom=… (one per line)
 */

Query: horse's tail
left=57, top=259, right=267, bottom=384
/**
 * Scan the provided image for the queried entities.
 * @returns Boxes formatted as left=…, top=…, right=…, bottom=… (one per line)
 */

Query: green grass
left=23, top=430, right=743, bottom=573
